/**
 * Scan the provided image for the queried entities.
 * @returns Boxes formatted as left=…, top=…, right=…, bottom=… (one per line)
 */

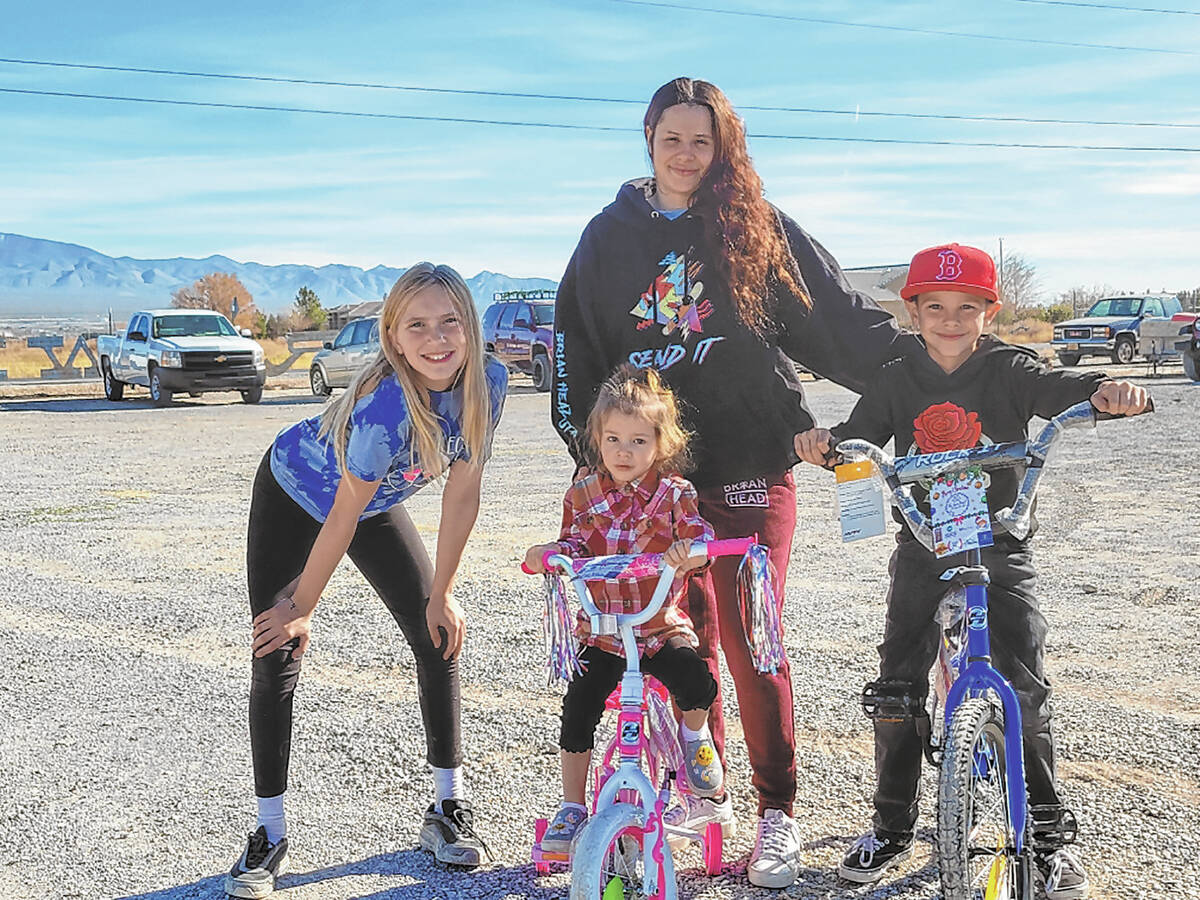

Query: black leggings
left=246, top=451, right=461, bottom=798
left=559, top=638, right=718, bottom=753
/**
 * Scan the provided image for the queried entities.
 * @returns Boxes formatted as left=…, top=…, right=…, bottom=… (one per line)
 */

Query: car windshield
left=532, top=304, right=555, bottom=325
left=1086, top=298, right=1141, bottom=318
left=153, top=315, right=237, bottom=338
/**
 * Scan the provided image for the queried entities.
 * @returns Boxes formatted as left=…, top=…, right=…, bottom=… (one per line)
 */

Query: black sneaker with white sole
left=225, top=826, right=288, bottom=899
left=1037, top=847, right=1089, bottom=900
left=419, top=798, right=491, bottom=867
left=837, top=830, right=914, bottom=884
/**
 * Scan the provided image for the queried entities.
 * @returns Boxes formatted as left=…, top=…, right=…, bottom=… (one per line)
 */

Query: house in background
left=326, top=300, right=384, bottom=332
left=843, top=264, right=911, bottom=328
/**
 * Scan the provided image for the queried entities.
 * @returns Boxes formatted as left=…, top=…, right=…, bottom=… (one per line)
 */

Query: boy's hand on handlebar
left=524, top=543, right=559, bottom=574
left=664, top=539, right=705, bottom=573
left=794, top=428, right=837, bottom=468
left=1091, top=380, right=1149, bottom=416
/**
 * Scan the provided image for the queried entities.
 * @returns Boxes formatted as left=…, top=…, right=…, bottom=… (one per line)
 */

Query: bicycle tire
left=570, top=802, right=677, bottom=900
left=937, top=697, right=1033, bottom=900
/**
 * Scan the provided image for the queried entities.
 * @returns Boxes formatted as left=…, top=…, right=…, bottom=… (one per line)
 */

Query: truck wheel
left=1111, top=336, right=1135, bottom=365
left=149, top=367, right=173, bottom=406
left=1056, top=352, right=1081, bottom=367
left=1184, top=351, right=1199, bottom=382
left=310, top=365, right=332, bottom=397
left=532, top=355, right=551, bottom=392
left=241, top=386, right=263, bottom=404
left=101, top=360, right=125, bottom=401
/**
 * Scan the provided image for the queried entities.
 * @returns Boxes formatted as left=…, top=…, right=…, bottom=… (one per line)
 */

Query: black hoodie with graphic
left=552, top=179, right=910, bottom=489
left=829, top=334, right=1108, bottom=536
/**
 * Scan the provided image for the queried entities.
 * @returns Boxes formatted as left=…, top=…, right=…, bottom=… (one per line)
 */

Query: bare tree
left=171, top=273, right=258, bottom=327
left=997, top=253, right=1042, bottom=309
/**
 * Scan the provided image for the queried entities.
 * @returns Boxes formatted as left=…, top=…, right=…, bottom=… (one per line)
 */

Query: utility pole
left=997, top=237, right=1005, bottom=304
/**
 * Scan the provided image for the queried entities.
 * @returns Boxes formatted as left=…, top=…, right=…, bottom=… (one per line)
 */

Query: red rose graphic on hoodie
left=912, top=402, right=982, bottom=453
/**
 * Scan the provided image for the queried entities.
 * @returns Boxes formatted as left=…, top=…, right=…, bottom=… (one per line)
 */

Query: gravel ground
left=0, top=370, right=1196, bottom=900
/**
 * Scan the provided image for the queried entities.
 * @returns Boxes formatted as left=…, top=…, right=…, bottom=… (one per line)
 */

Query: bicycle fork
left=942, top=558, right=1030, bottom=854
left=591, top=669, right=670, bottom=897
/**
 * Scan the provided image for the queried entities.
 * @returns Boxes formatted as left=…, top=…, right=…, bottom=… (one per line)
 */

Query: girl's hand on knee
left=427, top=593, right=466, bottom=660
left=252, top=595, right=313, bottom=659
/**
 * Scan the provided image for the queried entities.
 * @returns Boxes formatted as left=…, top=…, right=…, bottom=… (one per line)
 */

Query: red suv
left=481, top=291, right=556, bottom=391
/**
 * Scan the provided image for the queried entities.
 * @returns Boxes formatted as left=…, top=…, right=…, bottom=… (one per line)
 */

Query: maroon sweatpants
left=687, top=470, right=798, bottom=816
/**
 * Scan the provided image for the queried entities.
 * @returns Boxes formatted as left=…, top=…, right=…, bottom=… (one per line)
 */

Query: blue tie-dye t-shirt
left=270, top=357, right=508, bottom=522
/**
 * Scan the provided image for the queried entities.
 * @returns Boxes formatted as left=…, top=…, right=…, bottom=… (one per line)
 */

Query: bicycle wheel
left=570, top=802, right=677, bottom=900
left=937, top=697, right=1033, bottom=900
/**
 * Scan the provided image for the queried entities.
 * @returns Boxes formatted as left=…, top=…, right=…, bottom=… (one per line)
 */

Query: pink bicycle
left=524, top=537, right=783, bottom=899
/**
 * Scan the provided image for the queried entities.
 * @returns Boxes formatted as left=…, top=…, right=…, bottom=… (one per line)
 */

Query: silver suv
left=310, top=317, right=380, bottom=395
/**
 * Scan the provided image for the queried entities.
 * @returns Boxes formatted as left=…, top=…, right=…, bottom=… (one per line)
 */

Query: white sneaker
left=748, top=808, right=801, bottom=889
left=664, top=792, right=736, bottom=850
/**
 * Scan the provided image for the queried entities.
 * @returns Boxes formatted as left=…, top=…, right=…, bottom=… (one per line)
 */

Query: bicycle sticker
left=621, top=720, right=640, bottom=745
left=967, top=606, right=988, bottom=631
left=929, top=465, right=993, bottom=558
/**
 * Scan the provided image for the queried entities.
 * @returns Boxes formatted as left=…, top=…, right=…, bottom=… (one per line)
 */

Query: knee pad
left=861, top=679, right=926, bottom=722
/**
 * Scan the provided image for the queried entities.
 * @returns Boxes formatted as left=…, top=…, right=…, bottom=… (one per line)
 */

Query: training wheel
left=533, top=818, right=552, bottom=875
left=702, top=820, right=723, bottom=875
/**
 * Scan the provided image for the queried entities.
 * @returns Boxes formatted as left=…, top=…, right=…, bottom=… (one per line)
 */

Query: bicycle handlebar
left=520, top=536, right=754, bottom=576
left=836, top=398, right=1152, bottom=548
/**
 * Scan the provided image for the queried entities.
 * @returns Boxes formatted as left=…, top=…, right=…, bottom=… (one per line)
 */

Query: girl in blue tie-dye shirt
left=226, top=263, right=507, bottom=897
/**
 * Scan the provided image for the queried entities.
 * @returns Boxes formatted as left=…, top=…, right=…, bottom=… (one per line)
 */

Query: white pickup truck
left=97, top=308, right=266, bottom=405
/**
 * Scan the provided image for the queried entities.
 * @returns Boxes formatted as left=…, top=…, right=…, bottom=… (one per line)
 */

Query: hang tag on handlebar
left=835, top=460, right=886, bottom=543
left=929, top=465, right=993, bottom=558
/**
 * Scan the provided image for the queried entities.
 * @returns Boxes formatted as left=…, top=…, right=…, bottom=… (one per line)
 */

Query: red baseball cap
left=901, top=243, right=999, bottom=303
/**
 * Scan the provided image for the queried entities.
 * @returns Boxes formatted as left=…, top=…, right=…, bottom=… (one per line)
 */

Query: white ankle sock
left=680, top=720, right=711, bottom=742
left=256, top=793, right=286, bottom=844
left=432, top=765, right=464, bottom=813
left=561, top=800, right=587, bottom=814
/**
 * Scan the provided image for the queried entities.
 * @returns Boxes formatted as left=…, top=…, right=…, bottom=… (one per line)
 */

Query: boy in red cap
left=795, top=243, right=1148, bottom=899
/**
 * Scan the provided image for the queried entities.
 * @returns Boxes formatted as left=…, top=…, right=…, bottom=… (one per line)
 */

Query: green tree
left=293, top=286, right=326, bottom=331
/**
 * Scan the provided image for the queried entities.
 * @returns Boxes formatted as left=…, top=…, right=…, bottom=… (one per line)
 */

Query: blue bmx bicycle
left=836, top=398, right=1151, bottom=900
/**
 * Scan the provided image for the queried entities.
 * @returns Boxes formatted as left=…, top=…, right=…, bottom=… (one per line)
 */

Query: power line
left=606, top=0, right=1197, bottom=53
left=1004, top=0, right=1200, bottom=14
left=0, top=57, right=1196, bottom=129
left=3, top=87, right=1198, bottom=152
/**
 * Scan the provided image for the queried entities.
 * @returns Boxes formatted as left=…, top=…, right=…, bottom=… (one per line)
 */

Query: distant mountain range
left=0, top=233, right=558, bottom=317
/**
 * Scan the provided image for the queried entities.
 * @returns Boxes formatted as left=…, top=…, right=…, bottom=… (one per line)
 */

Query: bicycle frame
left=942, top=555, right=1031, bottom=853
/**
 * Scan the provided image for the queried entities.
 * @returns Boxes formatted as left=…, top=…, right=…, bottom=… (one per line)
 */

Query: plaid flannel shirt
left=554, top=470, right=713, bottom=658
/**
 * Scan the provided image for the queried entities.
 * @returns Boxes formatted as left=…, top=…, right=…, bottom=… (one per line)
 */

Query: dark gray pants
left=872, top=534, right=1060, bottom=838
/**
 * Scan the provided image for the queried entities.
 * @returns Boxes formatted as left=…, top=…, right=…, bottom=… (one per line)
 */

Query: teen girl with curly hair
left=552, top=77, right=913, bottom=888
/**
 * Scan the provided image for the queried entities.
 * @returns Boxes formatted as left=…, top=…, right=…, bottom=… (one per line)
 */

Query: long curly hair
left=644, top=77, right=810, bottom=337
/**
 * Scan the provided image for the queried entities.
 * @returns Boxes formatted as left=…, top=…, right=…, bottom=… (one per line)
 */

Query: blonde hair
left=586, top=365, right=693, bottom=476
left=318, top=262, right=491, bottom=481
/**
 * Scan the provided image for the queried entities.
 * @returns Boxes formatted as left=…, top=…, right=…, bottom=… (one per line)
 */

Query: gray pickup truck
left=97, top=308, right=266, bottom=405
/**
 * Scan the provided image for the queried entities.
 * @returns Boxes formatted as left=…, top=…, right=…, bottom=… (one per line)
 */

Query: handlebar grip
left=705, top=537, right=754, bottom=558
left=520, top=549, right=560, bottom=575
left=1094, top=395, right=1154, bottom=421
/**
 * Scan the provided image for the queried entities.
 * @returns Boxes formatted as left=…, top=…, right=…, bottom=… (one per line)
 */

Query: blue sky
left=2, top=0, right=1198, bottom=299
